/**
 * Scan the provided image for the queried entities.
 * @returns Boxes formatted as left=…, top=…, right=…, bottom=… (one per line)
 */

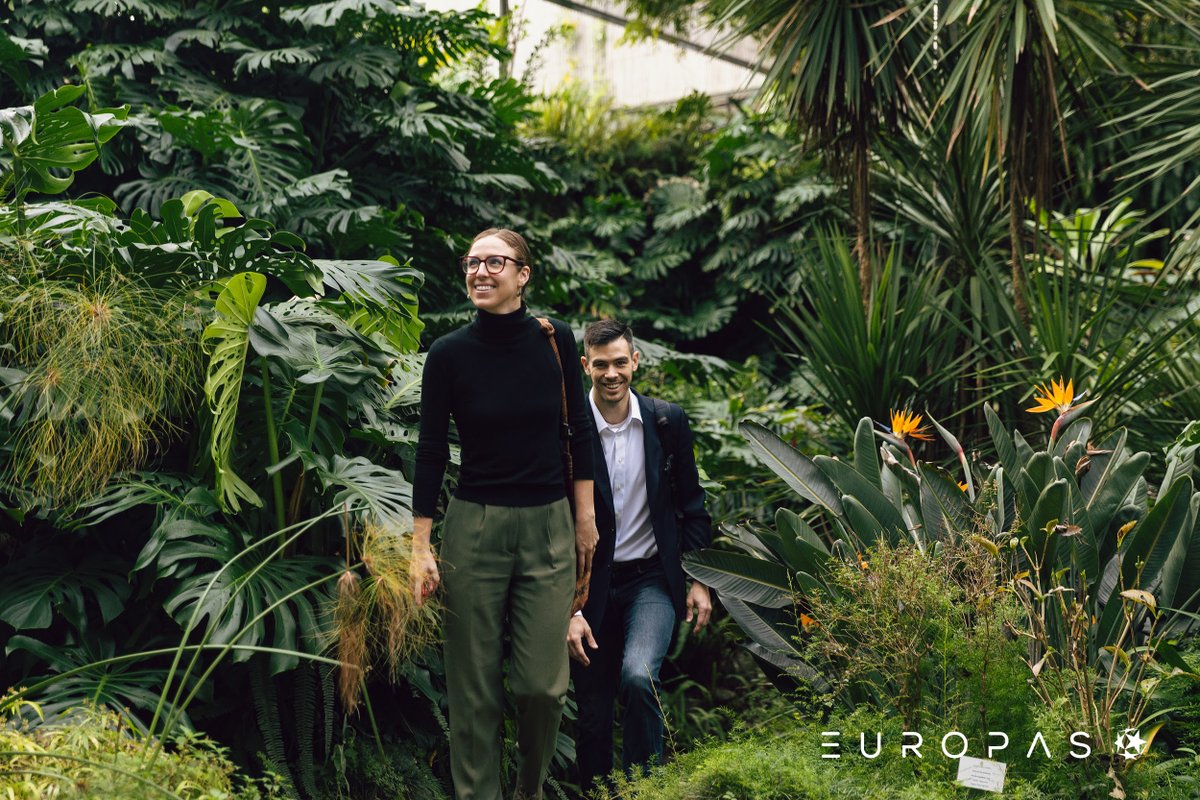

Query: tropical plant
left=929, top=0, right=1170, bottom=325
left=0, top=84, right=438, bottom=798
left=621, top=0, right=929, bottom=303
left=0, top=0, right=559, bottom=312
left=772, top=230, right=965, bottom=429
left=522, top=101, right=839, bottom=353
left=689, top=389, right=1200, bottom=777
left=965, top=200, right=1199, bottom=435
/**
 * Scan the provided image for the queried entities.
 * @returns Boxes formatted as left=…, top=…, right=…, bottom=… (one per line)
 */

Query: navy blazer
left=582, top=390, right=712, bottom=629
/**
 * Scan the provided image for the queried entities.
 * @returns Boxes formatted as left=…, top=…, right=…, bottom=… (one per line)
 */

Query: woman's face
left=465, top=234, right=529, bottom=314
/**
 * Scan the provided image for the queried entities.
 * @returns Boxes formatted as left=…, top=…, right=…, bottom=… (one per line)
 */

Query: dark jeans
left=573, top=557, right=676, bottom=794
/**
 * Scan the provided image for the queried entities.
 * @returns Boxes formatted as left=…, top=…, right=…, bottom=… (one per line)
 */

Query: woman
left=410, top=228, right=597, bottom=800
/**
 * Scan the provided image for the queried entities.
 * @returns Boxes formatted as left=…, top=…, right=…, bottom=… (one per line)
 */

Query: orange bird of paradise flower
left=889, top=409, right=933, bottom=441
left=1027, top=378, right=1075, bottom=414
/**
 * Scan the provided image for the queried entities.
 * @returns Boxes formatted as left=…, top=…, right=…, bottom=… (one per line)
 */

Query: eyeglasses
left=459, top=254, right=525, bottom=274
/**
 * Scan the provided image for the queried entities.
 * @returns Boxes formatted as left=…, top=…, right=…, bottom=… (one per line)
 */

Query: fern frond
left=294, top=664, right=319, bottom=798
left=250, top=659, right=299, bottom=800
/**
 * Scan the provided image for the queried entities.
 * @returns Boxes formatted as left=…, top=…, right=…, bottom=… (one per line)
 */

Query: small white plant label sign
left=956, top=756, right=1007, bottom=793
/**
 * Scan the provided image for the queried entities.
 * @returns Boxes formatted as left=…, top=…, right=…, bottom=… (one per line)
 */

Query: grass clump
left=0, top=269, right=201, bottom=507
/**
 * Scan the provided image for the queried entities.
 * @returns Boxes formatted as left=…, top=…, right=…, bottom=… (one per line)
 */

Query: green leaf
left=775, top=508, right=827, bottom=554
left=1026, top=478, right=1068, bottom=567
left=1018, top=451, right=1055, bottom=516
left=918, top=463, right=973, bottom=543
left=160, top=524, right=332, bottom=673
left=815, top=455, right=905, bottom=539
left=6, top=635, right=194, bottom=732
left=682, top=549, right=793, bottom=608
left=1122, top=477, right=1194, bottom=600
left=988, top=402, right=1017, bottom=479
left=852, top=416, right=881, bottom=488
left=2, top=85, right=128, bottom=199
left=841, top=495, right=890, bottom=550
left=0, top=546, right=130, bottom=631
left=249, top=307, right=379, bottom=387
left=307, top=453, right=413, bottom=529
left=202, top=272, right=267, bottom=513
left=740, top=421, right=843, bottom=518
left=721, top=596, right=800, bottom=660
left=1169, top=495, right=1200, bottom=627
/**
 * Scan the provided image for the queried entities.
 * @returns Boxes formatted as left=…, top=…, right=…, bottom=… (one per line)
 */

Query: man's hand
left=685, top=582, right=712, bottom=633
left=567, top=614, right=598, bottom=665
left=410, top=518, right=439, bottom=608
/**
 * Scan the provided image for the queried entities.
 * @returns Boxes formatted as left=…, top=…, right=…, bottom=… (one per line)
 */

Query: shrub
left=0, top=702, right=284, bottom=799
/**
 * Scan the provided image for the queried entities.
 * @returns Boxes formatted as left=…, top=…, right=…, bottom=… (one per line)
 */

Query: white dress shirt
left=589, top=391, right=657, bottom=562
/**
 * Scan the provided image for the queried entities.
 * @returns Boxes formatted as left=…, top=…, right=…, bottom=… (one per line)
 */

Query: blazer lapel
left=591, top=416, right=615, bottom=520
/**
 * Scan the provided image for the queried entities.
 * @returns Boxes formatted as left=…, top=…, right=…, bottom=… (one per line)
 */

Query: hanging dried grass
left=328, top=520, right=441, bottom=713
left=359, top=522, right=442, bottom=679
left=334, top=569, right=367, bottom=714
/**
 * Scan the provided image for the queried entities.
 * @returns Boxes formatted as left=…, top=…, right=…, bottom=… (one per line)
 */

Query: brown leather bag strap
left=539, top=317, right=590, bottom=616
left=536, top=317, right=573, bottom=481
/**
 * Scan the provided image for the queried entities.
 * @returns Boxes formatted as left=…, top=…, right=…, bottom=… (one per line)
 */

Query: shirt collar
left=589, top=389, right=641, bottom=432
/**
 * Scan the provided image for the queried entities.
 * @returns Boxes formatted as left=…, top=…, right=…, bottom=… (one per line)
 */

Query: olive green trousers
left=441, top=497, right=575, bottom=800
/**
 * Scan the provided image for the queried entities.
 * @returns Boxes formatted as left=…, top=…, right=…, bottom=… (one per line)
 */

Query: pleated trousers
left=441, top=497, right=575, bottom=800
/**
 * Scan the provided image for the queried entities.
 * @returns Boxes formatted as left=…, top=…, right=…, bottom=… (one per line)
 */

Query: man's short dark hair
left=583, top=319, right=634, bottom=354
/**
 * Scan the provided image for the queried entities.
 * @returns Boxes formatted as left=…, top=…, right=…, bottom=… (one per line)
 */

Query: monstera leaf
left=0, top=545, right=131, bottom=632
left=0, top=85, right=128, bottom=200
left=70, top=472, right=220, bottom=530
left=158, top=522, right=334, bottom=674
left=202, top=272, right=267, bottom=513
left=6, top=634, right=198, bottom=732
left=301, top=451, right=413, bottom=529
left=249, top=305, right=381, bottom=388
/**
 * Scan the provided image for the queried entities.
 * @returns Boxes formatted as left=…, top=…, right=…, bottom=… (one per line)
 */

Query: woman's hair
left=472, top=228, right=532, bottom=265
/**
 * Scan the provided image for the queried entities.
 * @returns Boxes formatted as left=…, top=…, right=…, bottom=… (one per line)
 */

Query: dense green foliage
left=2, top=0, right=1200, bottom=798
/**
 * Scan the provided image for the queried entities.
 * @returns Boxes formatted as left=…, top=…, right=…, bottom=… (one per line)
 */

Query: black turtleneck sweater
left=413, top=304, right=594, bottom=518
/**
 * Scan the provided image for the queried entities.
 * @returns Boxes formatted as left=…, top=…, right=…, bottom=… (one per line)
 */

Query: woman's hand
left=575, top=513, right=598, bottom=580
left=411, top=517, right=439, bottom=607
left=571, top=514, right=598, bottom=614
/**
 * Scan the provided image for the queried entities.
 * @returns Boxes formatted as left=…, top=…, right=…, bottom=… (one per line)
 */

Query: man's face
left=583, top=337, right=640, bottom=405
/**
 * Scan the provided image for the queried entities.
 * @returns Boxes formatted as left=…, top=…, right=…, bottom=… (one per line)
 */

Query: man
left=567, top=318, right=713, bottom=794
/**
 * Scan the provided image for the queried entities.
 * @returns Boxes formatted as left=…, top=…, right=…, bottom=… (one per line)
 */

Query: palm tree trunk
left=1009, top=56, right=1033, bottom=331
left=1009, top=177, right=1030, bottom=330
left=852, top=118, right=873, bottom=309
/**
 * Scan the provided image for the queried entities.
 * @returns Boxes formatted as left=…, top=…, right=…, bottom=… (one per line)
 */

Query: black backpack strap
left=649, top=397, right=681, bottom=518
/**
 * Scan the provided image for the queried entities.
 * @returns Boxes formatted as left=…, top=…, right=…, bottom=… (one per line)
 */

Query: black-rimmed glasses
left=459, top=254, right=524, bottom=274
